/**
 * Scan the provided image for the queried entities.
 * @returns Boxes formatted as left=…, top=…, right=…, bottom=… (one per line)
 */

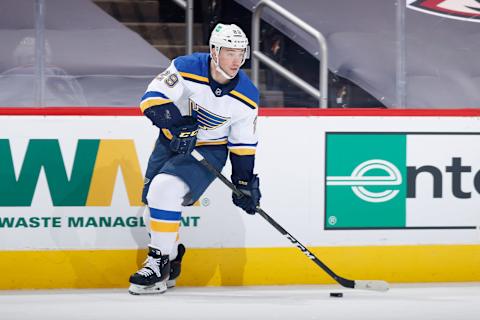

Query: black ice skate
left=167, top=243, right=186, bottom=288
left=129, top=246, right=170, bottom=295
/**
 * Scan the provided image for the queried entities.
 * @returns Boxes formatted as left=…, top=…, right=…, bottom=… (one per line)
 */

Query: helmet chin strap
left=211, top=47, right=241, bottom=80
left=212, top=56, right=236, bottom=80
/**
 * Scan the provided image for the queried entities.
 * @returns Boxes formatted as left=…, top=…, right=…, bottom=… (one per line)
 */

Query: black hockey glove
left=231, top=175, right=261, bottom=215
left=169, top=116, right=199, bottom=155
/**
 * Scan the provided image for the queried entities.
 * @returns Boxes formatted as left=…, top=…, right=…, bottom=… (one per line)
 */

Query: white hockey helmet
left=209, top=23, right=250, bottom=79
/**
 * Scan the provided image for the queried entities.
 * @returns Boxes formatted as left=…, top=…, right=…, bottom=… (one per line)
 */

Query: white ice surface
left=1, top=283, right=480, bottom=320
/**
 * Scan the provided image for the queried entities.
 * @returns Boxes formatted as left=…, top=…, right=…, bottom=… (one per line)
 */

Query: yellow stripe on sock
left=229, top=148, right=256, bottom=155
left=150, top=220, right=180, bottom=232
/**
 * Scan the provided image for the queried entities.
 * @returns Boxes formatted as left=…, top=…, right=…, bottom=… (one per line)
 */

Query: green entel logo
left=0, top=139, right=144, bottom=207
left=325, top=134, right=407, bottom=229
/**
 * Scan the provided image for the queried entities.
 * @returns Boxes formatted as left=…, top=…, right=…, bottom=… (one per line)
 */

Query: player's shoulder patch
left=174, top=53, right=209, bottom=84
left=228, top=70, right=260, bottom=110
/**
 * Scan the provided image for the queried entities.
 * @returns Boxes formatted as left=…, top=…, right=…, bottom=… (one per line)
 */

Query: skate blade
left=166, top=279, right=176, bottom=288
left=128, top=281, right=167, bottom=295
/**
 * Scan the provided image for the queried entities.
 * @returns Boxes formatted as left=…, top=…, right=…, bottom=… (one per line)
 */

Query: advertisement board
left=326, top=133, right=480, bottom=230
left=1, top=110, right=479, bottom=288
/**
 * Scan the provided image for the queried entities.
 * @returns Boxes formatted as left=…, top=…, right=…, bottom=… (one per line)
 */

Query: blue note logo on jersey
left=189, top=100, right=230, bottom=130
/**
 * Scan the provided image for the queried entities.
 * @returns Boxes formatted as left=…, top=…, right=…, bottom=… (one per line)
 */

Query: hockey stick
left=191, top=149, right=389, bottom=292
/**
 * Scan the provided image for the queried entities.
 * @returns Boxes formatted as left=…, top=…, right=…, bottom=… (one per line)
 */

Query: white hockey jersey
left=140, top=53, right=259, bottom=156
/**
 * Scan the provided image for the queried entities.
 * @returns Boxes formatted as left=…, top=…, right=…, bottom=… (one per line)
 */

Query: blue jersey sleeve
left=142, top=102, right=182, bottom=128
left=230, top=153, right=255, bottom=181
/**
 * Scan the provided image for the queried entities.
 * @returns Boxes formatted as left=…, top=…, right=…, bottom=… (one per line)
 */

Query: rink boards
left=0, top=108, right=480, bottom=289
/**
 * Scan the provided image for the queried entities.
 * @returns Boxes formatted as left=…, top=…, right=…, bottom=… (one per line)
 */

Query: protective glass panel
left=0, top=0, right=169, bottom=107
left=2, top=0, right=479, bottom=108
left=236, top=0, right=480, bottom=108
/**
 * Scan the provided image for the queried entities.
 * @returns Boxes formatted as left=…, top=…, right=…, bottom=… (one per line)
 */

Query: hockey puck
left=329, top=292, right=343, bottom=298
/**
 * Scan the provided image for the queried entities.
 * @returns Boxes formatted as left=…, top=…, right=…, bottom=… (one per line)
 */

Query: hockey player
left=128, top=23, right=261, bottom=295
